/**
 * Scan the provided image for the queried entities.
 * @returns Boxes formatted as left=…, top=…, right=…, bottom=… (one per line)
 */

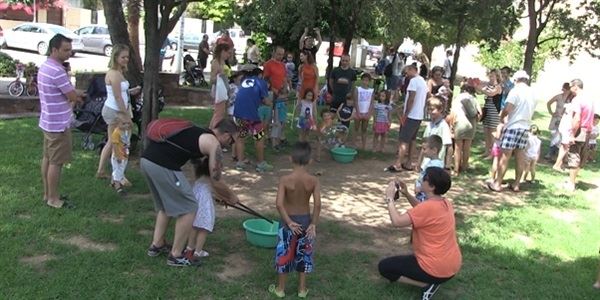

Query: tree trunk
left=127, top=0, right=143, bottom=71
left=102, top=0, right=142, bottom=85
left=523, top=0, right=538, bottom=77
left=421, top=43, right=434, bottom=64
left=449, top=14, right=466, bottom=88
left=326, top=0, right=337, bottom=82
left=342, top=31, right=353, bottom=55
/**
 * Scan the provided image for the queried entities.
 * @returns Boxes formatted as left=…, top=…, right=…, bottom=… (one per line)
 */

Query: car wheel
left=104, top=45, right=113, bottom=57
left=37, top=42, right=48, bottom=55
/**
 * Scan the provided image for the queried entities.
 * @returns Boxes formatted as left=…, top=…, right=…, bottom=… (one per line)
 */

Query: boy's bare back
left=281, top=170, right=318, bottom=216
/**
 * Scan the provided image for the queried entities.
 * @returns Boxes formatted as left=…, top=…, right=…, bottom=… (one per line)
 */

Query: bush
left=250, top=32, right=271, bottom=62
left=0, top=52, right=17, bottom=77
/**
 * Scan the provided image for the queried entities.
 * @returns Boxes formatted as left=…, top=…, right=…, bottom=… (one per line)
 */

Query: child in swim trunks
left=269, top=142, right=321, bottom=298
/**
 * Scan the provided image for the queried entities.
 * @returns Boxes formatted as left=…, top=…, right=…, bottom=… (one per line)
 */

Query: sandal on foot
left=47, top=199, right=76, bottom=209
left=486, top=182, right=502, bottom=192
left=298, top=289, right=309, bottom=298
left=268, top=284, right=285, bottom=298
left=384, top=165, right=401, bottom=173
left=401, top=164, right=414, bottom=171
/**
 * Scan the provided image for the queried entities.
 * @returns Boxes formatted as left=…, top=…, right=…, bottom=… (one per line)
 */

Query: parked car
left=363, top=44, right=383, bottom=60
left=167, top=32, right=203, bottom=50
left=74, top=25, right=112, bottom=56
left=3, top=22, right=83, bottom=55
left=0, top=26, right=5, bottom=49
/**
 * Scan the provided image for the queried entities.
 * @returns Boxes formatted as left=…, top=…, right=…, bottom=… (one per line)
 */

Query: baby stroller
left=72, top=75, right=108, bottom=151
left=181, top=53, right=207, bottom=87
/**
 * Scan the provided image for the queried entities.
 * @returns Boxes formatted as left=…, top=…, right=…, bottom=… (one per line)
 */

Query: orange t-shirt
left=407, top=198, right=462, bottom=278
left=300, top=64, right=318, bottom=99
left=263, top=59, right=286, bottom=91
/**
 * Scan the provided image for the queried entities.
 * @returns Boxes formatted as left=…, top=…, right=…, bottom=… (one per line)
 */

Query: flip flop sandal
left=268, top=284, right=285, bottom=298
left=47, top=199, right=76, bottom=209
left=401, top=164, right=414, bottom=171
left=298, top=289, right=309, bottom=298
left=486, top=182, right=502, bottom=192
left=384, top=165, right=401, bottom=173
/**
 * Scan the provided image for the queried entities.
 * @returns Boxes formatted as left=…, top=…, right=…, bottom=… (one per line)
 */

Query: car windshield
left=48, top=26, right=72, bottom=36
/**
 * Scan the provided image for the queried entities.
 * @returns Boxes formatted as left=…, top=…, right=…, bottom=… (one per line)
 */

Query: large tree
left=520, top=0, right=600, bottom=76
left=416, top=0, right=518, bottom=85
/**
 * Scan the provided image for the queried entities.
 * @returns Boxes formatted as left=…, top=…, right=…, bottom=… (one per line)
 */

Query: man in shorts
left=563, top=79, right=595, bottom=192
left=386, top=64, right=427, bottom=172
left=489, top=70, right=536, bottom=192
left=38, top=34, right=85, bottom=209
left=141, top=118, right=239, bottom=266
left=233, top=64, right=274, bottom=172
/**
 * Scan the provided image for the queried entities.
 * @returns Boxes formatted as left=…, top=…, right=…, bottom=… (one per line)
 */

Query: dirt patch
left=100, top=214, right=125, bottom=224
left=216, top=253, right=254, bottom=281
left=19, top=254, right=57, bottom=269
left=53, top=235, right=117, bottom=252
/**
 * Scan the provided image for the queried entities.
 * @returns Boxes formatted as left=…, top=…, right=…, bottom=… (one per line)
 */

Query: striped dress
left=482, top=84, right=501, bottom=129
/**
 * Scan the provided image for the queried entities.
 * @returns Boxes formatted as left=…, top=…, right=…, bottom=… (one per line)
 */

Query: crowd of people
left=36, top=30, right=599, bottom=299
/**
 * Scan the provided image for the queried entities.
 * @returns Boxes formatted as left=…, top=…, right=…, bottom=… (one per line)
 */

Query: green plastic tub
left=242, top=219, right=279, bottom=248
left=330, top=147, right=358, bottom=163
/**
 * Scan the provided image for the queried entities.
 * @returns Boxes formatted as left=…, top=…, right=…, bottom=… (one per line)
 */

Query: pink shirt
left=38, top=58, right=74, bottom=132
left=571, top=92, right=594, bottom=133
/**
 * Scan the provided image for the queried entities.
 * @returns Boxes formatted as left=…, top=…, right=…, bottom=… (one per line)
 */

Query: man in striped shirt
left=39, top=34, right=84, bottom=208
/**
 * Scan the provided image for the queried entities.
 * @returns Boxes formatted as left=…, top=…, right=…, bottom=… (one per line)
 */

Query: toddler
left=523, top=125, right=541, bottom=183
left=354, top=73, right=374, bottom=149
left=269, top=142, right=321, bottom=299
left=336, top=93, right=355, bottom=145
left=110, top=116, right=131, bottom=195
left=296, top=90, right=317, bottom=142
left=490, top=123, right=504, bottom=181
left=372, top=90, right=392, bottom=152
left=272, top=85, right=290, bottom=150
left=184, top=157, right=215, bottom=261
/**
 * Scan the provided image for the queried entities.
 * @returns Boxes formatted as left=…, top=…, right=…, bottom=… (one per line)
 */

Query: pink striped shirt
left=38, top=58, right=74, bottom=132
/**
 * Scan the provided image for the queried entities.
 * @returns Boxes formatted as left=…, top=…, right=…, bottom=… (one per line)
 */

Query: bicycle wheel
left=26, top=84, right=38, bottom=97
left=8, top=81, right=24, bottom=97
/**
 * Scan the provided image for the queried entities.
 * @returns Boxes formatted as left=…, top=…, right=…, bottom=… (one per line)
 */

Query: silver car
left=2, top=22, right=83, bottom=55
left=74, top=25, right=113, bottom=56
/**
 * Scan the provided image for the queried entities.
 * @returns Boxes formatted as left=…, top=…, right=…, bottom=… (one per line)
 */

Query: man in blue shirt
left=233, top=64, right=274, bottom=172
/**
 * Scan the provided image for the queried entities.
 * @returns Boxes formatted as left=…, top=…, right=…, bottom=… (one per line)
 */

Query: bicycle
left=8, top=63, right=25, bottom=97
left=25, top=68, right=38, bottom=96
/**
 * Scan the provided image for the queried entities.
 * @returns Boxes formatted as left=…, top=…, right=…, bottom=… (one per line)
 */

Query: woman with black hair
left=378, top=167, right=462, bottom=300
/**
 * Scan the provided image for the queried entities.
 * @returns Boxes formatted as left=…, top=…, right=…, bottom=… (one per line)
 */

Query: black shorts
left=378, top=255, right=453, bottom=284
left=398, top=118, right=422, bottom=143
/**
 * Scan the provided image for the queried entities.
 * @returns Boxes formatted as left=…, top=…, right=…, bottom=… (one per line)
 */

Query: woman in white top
left=245, top=39, right=260, bottom=65
left=209, top=43, right=232, bottom=129
left=96, top=44, right=141, bottom=179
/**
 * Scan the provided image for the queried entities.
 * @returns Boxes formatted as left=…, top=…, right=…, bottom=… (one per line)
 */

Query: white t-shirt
left=525, top=135, right=541, bottom=160
left=356, top=87, right=374, bottom=114
left=504, top=82, right=536, bottom=130
left=404, top=76, right=428, bottom=120
left=423, top=118, right=452, bottom=162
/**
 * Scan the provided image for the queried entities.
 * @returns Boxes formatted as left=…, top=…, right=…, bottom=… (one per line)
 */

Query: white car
left=3, top=22, right=84, bottom=55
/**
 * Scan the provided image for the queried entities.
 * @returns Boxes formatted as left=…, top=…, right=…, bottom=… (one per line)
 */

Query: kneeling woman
left=379, top=167, right=461, bottom=300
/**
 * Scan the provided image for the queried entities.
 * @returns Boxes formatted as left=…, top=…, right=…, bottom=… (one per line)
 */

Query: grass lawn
left=1, top=104, right=599, bottom=299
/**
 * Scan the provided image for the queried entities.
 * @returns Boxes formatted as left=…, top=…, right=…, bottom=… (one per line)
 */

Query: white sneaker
left=194, top=250, right=209, bottom=258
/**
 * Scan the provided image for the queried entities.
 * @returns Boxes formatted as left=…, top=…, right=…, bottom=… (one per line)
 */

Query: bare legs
left=96, top=123, right=116, bottom=177
left=493, top=149, right=513, bottom=191
left=394, top=142, right=409, bottom=168
left=483, top=127, right=494, bottom=157
left=274, top=272, right=309, bottom=295
left=553, top=144, right=568, bottom=171
left=354, top=119, right=368, bottom=149
left=235, top=137, right=266, bottom=164
left=151, top=210, right=194, bottom=257
left=454, top=140, right=463, bottom=175
left=209, top=101, right=227, bottom=129
left=42, top=156, right=65, bottom=207
left=187, top=228, right=209, bottom=253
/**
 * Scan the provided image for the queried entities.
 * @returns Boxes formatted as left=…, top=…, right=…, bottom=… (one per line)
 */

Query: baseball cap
left=512, top=70, right=530, bottom=80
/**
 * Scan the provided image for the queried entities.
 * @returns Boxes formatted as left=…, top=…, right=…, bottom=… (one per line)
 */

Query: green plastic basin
left=330, top=147, right=358, bottom=163
left=242, top=219, right=279, bottom=248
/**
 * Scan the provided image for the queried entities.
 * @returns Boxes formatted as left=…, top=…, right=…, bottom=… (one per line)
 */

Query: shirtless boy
left=269, top=142, right=322, bottom=298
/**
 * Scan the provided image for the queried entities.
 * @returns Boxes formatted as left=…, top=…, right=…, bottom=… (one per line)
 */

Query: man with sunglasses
left=140, top=118, right=239, bottom=267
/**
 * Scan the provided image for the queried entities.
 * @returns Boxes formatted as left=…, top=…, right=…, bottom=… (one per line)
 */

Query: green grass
left=1, top=104, right=599, bottom=299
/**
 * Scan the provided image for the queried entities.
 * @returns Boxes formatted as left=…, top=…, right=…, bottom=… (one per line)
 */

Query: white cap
left=512, top=70, right=530, bottom=80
